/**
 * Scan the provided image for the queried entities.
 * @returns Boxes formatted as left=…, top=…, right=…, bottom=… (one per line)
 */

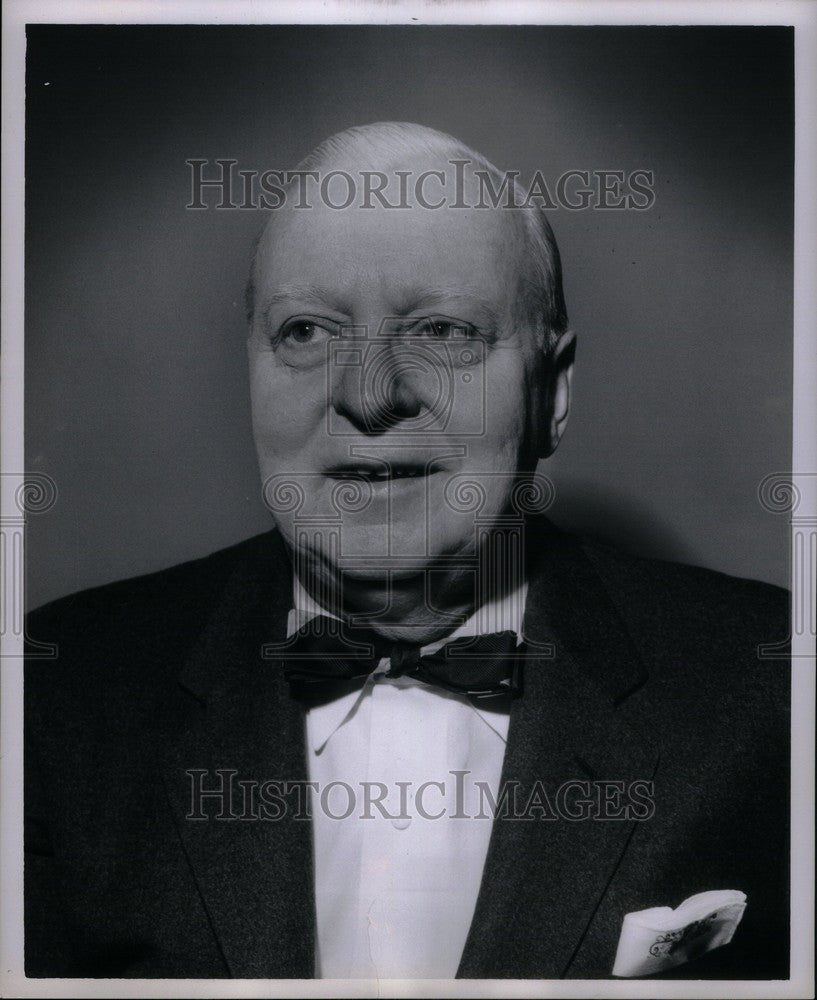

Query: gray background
left=24, top=26, right=793, bottom=608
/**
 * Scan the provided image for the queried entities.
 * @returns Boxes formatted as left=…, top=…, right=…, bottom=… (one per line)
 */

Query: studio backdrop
left=24, top=25, right=793, bottom=607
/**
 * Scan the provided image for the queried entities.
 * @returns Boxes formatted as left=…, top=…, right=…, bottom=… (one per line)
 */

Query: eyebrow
left=262, top=284, right=353, bottom=315
left=392, top=288, right=501, bottom=328
left=262, top=284, right=501, bottom=328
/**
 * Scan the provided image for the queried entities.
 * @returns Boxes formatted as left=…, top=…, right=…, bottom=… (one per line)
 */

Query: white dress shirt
left=287, top=578, right=527, bottom=979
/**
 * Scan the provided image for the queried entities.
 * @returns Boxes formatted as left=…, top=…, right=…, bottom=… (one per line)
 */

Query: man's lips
left=324, top=458, right=444, bottom=482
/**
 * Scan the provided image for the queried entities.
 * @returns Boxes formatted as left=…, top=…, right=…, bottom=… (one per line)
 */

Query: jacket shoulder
left=27, top=532, right=275, bottom=637
left=25, top=532, right=284, bottom=702
left=575, top=537, right=790, bottom=723
left=580, top=536, right=788, bottom=639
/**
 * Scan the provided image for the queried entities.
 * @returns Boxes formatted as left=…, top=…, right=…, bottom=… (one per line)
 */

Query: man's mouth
left=325, top=459, right=441, bottom=483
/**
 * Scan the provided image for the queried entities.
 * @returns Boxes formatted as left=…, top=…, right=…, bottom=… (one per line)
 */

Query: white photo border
left=2, top=2, right=814, bottom=998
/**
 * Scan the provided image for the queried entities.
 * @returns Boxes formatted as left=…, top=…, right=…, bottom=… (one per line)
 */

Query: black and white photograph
left=1, top=1, right=815, bottom=996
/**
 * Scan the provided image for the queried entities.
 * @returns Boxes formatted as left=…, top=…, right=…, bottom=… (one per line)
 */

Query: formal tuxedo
left=24, top=519, right=790, bottom=979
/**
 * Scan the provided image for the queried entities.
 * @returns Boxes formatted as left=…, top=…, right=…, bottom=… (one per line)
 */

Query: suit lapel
left=160, top=532, right=316, bottom=977
left=458, top=521, right=659, bottom=978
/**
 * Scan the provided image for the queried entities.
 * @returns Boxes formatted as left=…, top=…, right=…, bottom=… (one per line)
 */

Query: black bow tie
left=282, top=616, right=523, bottom=704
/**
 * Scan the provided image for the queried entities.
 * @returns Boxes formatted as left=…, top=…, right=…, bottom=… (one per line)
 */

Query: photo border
left=2, top=2, right=814, bottom=998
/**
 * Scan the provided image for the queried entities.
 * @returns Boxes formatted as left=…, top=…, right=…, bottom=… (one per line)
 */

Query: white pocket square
left=612, top=889, right=747, bottom=977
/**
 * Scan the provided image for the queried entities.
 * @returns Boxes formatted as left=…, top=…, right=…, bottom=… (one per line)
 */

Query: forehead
left=254, top=176, right=526, bottom=319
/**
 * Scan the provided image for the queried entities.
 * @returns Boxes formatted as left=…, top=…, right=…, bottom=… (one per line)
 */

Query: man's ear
left=539, top=329, right=576, bottom=458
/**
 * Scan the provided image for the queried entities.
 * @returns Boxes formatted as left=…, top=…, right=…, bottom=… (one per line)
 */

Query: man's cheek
left=470, top=401, right=526, bottom=470
left=252, top=374, right=326, bottom=459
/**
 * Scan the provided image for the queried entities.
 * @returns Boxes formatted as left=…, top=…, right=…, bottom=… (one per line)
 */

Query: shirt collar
left=287, top=575, right=528, bottom=753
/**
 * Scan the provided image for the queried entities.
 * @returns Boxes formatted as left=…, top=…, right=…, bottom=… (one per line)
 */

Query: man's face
left=248, top=161, right=553, bottom=608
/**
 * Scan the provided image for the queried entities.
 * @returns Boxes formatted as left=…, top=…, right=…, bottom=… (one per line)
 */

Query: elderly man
left=25, top=124, right=789, bottom=981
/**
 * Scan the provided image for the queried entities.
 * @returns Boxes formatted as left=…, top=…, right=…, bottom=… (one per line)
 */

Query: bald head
left=246, top=122, right=568, bottom=351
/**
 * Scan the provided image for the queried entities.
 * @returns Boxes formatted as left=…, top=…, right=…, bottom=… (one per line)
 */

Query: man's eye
left=279, top=320, right=335, bottom=346
left=412, top=317, right=478, bottom=340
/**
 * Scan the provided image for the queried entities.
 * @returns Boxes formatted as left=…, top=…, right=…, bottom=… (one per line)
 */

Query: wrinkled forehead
left=253, top=155, right=529, bottom=325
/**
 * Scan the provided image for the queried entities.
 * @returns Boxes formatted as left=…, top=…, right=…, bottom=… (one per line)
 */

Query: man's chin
left=334, top=565, right=471, bottom=640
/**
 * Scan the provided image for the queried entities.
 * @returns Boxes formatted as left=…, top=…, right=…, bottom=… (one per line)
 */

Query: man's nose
left=331, top=339, right=425, bottom=433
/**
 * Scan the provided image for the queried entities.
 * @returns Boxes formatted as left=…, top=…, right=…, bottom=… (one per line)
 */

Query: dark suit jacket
left=24, top=521, right=790, bottom=979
